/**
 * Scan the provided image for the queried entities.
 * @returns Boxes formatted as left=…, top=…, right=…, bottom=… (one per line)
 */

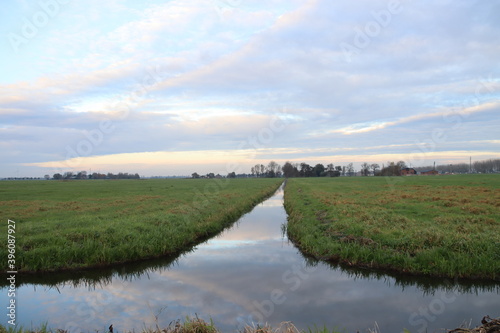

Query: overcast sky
left=1, top=0, right=499, bottom=177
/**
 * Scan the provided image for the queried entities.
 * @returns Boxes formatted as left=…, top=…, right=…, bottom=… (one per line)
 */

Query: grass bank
left=1, top=316, right=498, bottom=333
left=2, top=320, right=333, bottom=333
left=284, top=175, right=500, bottom=280
left=0, top=178, right=282, bottom=272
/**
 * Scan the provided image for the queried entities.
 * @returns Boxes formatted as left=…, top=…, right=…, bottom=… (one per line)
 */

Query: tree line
left=191, top=158, right=499, bottom=179
left=52, top=171, right=140, bottom=180
left=415, top=158, right=500, bottom=174
left=280, top=161, right=386, bottom=177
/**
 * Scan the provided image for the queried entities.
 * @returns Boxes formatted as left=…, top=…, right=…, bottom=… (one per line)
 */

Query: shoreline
left=1, top=315, right=498, bottom=333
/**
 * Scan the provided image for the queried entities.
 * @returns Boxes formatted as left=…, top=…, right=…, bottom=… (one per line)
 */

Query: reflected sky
left=2, top=185, right=499, bottom=332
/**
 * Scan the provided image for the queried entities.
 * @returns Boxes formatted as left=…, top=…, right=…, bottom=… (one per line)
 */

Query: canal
left=2, top=183, right=499, bottom=332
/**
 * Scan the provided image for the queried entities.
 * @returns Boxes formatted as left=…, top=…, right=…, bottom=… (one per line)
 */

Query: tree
left=266, top=161, right=280, bottom=178
left=228, top=172, right=236, bottom=178
left=282, top=161, right=298, bottom=178
left=379, top=161, right=405, bottom=176
left=474, top=159, right=500, bottom=173
left=53, top=173, right=62, bottom=180
left=370, top=163, right=380, bottom=176
left=346, top=163, right=354, bottom=176
left=76, top=171, right=87, bottom=179
left=299, top=163, right=313, bottom=177
left=313, top=163, right=325, bottom=177
left=253, top=164, right=261, bottom=177
left=360, top=162, right=370, bottom=176
left=192, top=172, right=200, bottom=179
left=92, top=172, right=106, bottom=179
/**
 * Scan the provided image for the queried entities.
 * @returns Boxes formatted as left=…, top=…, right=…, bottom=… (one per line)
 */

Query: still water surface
left=2, top=184, right=499, bottom=332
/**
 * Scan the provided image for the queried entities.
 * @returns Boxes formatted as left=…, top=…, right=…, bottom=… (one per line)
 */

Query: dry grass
left=0, top=320, right=331, bottom=333
left=2, top=317, right=499, bottom=333
left=448, top=316, right=500, bottom=333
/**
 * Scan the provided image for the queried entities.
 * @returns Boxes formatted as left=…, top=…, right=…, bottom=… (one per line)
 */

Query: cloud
left=329, top=101, right=500, bottom=135
left=1, top=0, right=499, bottom=177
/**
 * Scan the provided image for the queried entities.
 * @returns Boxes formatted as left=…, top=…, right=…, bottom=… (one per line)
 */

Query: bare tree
left=266, top=161, right=280, bottom=177
left=361, top=162, right=370, bottom=176
left=346, top=163, right=355, bottom=176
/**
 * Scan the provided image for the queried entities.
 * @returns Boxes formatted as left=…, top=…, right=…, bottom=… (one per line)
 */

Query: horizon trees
left=379, top=161, right=406, bottom=176
left=280, top=161, right=343, bottom=178
left=51, top=171, right=140, bottom=180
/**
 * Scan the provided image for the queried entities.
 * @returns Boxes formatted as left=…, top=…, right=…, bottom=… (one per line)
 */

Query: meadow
left=284, top=174, right=500, bottom=280
left=0, top=178, right=282, bottom=272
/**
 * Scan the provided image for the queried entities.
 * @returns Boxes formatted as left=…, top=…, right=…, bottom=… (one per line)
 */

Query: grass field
left=0, top=178, right=282, bottom=272
left=284, top=175, right=500, bottom=280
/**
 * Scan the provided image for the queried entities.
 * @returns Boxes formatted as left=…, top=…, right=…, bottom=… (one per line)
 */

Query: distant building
left=420, top=170, right=439, bottom=175
left=401, top=167, right=417, bottom=176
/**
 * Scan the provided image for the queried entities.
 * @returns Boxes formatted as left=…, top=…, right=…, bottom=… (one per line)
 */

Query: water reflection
left=1, top=184, right=498, bottom=332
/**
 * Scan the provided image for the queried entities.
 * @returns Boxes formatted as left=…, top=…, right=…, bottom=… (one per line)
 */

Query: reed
left=0, top=320, right=340, bottom=333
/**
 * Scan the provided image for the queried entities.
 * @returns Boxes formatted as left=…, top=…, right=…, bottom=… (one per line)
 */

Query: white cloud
left=1, top=0, right=499, bottom=177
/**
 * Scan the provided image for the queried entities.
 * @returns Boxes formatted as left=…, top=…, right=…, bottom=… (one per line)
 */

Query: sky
left=1, top=0, right=499, bottom=177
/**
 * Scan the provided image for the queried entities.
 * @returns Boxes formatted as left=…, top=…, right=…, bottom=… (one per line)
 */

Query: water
left=2, top=184, right=499, bottom=332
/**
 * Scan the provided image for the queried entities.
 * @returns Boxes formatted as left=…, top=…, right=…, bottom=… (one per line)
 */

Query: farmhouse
left=420, top=170, right=439, bottom=175
left=401, top=167, right=417, bottom=176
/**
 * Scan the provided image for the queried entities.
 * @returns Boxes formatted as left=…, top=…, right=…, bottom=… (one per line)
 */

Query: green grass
left=284, top=174, right=500, bottom=280
left=0, top=178, right=282, bottom=272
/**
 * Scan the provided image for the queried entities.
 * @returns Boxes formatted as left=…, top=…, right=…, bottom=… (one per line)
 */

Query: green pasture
left=284, top=174, right=500, bottom=280
left=0, top=178, right=282, bottom=272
